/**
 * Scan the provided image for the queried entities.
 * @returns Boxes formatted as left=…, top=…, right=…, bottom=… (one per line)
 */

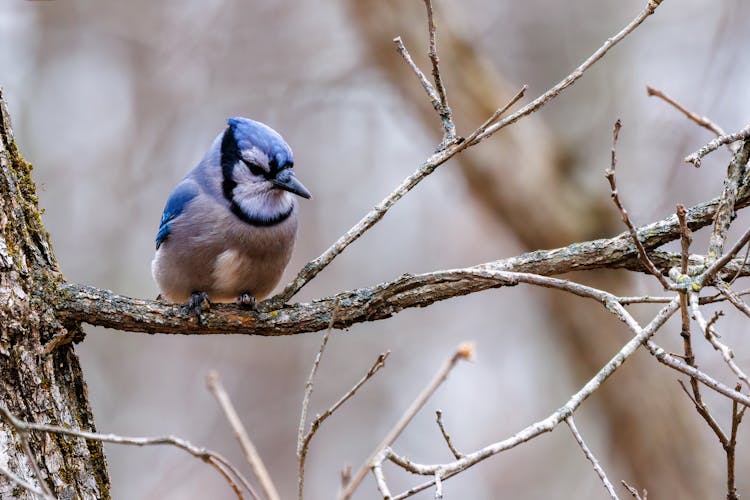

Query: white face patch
left=230, top=150, right=293, bottom=223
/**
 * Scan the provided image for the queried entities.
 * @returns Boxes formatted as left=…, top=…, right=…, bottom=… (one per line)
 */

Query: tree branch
left=206, top=371, right=269, bottom=500
left=264, top=0, right=666, bottom=305
left=51, top=181, right=750, bottom=338
left=376, top=299, right=680, bottom=499
left=565, top=417, right=618, bottom=500
left=0, top=404, right=253, bottom=499
left=685, top=125, right=750, bottom=168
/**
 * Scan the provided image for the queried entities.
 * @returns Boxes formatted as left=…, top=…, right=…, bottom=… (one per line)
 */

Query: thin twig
left=676, top=204, right=691, bottom=275
left=379, top=300, right=680, bottom=499
left=423, top=0, right=455, bottom=142
left=206, top=371, right=270, bottom=500
left=265, top=0, right=666, bottom=306
left=372, top=454, right=393, bottom=500
left=564, top=417, right=618, bottom=499
left=299, top=351, right=389, bottom=499
left=341, top=342, right=475, bottom=499
left=673, top=208, right=720, bottom=447
left=472, top=0, right=666, bottom=147
left=297, top=300, right=339, bottom=500
left=435, top=410, right=463, bottom=459
left=605, top=119, right=674, bottom=290
left=689, top=293, right=750, bottom=388
left=727, top=383, right=745, bottom=500
left=702, top=226, right=750, bottom=286
left=716, top=281, right=750, bottom=319
left=450, top=85, right=527, bottom=157
left=17, top=427, right=54, bottom=499
left=646, top=85, right=726, bottom=138
left=0, top=463, right=52, bottom=500
left=685, top=124, right=750, bottom=167
left=339, top=465, right=351, bottom=496
left=621, top=480, right=647, bottom=500
left=393, top=37, right=442, bottom=118
left=726, top=244, right=750, bottom=286
left=434, top=470, right=443, bottom=499
left=677, top=380, right=727, bottom=445
left=301, top=352, right=389, bottom=449
left=645, top=341, right=750, bottom=407
left=0, top=404, right=250, bottom=500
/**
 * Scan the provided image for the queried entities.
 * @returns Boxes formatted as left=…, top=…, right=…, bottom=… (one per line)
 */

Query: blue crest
left=227, top=117, right=293, bottom=172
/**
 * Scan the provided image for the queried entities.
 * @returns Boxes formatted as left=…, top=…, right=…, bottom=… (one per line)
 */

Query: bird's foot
left=237, top=292, right=257, bottom=310
left=187, top=291, right=211, bottom=322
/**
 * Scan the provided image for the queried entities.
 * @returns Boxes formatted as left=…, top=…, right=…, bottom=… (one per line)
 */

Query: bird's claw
left=237, top=292, right=257, bottom=309
left=187, top=291, right=211, bottom=322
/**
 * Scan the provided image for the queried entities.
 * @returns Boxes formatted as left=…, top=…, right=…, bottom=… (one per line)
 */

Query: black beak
left=271, top=169, right=312, bottom=199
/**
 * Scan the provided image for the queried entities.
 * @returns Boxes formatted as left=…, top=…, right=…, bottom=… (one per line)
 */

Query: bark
left=0, top=90, right=110, bottom=498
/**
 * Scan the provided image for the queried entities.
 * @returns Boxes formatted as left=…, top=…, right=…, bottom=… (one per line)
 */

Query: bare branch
left=55, top=177, right=750, bottom=337
left=565, top=417, right=618, bottom=499
left=727, top=384, right=745, bottom=500
left=264, top=0, right=666, bottom=305
left=206, top=371, right=270, bottom=500
left=0, top=404, right=251, bottom=500
left=299, top=351, right=389, bottom=499
left=435, top=410, right=464, bottom=459
left=393, top=36, right=442, bottom=121
left=342, top=342, right=474, bottom=499
left=423, top=0, right=455, bottom=142
left=621, top=480, right=647, bottom=500
left=703, top=138, right=750, bottom=276
left=298, top=300, right=339, bottom=500
left=702, top=226, right=750, bottom=286
left=677, top=380, right=727, bottom=446
left=0, top=464, right=53, bottom=500
left=605, top=119, right=674, bottom=290
left=686, top=125, right=750, bottom=167
left=372, top=454, right=393, bottom=500
left=646, top=85, right=726, bottom=138
left=645, top=341, right=750, bottom=407
left=377, top=300, right=680, bottom=499
left=689, top=293, right=749, bottom=388
left=716, top=282, right=750, bottom=319
left=677, top=204, right=692, bottom=275
left=473, top=0, right=666, bottom=147
left=16, top=424, right=54, bottom=499
left=449, top=85, right=527, bottom=158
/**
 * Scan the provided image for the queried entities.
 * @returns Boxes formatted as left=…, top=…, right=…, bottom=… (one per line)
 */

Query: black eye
left=242, top=160, right=266, bottom=177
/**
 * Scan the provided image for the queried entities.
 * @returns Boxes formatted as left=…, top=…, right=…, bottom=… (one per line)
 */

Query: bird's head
left=221, top=117, right=311, bottom=200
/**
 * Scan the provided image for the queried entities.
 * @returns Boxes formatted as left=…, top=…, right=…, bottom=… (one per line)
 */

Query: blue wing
left=155, top=180, right=199, bottom=249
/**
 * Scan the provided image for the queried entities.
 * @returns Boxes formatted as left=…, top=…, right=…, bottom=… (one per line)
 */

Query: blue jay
left=152, top=117, right=311, bottom=316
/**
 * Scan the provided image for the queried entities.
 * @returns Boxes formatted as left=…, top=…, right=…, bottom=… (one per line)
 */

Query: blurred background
left=2, top=0, right=750, bottom=498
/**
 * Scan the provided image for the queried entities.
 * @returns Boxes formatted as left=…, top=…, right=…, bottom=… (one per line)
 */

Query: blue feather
left=227, top=117, right=294, bottom=172
left=155, top=180, right=198, bottom=249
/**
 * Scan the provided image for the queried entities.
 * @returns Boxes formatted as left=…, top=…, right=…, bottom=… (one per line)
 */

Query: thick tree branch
left=52, top=184, right=750, bottom=336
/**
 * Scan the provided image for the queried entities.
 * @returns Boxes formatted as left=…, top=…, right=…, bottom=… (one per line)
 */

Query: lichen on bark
left=0, top=88, right=111, bottom=499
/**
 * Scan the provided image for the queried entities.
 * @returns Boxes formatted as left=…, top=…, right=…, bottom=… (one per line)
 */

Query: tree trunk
left=0, top=89, right=110, bottom=498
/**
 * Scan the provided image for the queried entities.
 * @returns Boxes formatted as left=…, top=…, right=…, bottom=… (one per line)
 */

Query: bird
left=151, top=117, right=311, bottom=317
